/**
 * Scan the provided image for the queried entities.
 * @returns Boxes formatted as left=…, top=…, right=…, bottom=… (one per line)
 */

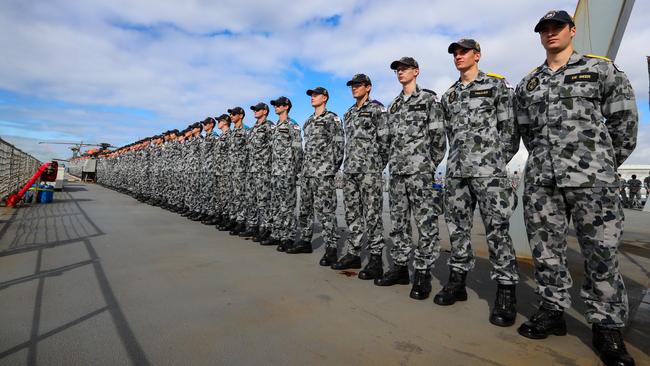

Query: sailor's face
left=254, top=109, right=266, bottom=119
left=453, top=48, right=479, bottom=71
left=310, top=94, right=327, bottom=108
left=540, top=22, right=575, bottom=52
left=350, top=83, right=371, bottom=99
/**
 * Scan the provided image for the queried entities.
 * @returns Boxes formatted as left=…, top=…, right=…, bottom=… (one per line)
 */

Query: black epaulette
left=422, top=88, right=437, bottom=95
left=371, top=99, right=384, bottom=106
left=326, top=110, right=338, bottom=117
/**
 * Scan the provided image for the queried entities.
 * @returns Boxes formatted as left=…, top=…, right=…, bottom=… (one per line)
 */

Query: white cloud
left=0, top=0, right=648, bottom=164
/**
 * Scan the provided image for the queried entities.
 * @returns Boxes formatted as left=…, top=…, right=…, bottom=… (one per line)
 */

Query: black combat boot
left=517, top=304, right=567, bottom=339
left=253, top=228, right=269, bottom=243
left=213, top=214, right=225, bottom=228
left=286, top=239, right=313, bottom=254
left=229, top=222, right=245, bottom=235
left=260, top=236, right=278, bottom=246
left=358, top=254, right=384, bottom=280
left=318, top=247, right=337, bottom=266
left=490, top=284, right=517, bottom=327
left=190, top=212, right=204, bottom=221
left=218, top=219, right=234, bottom=231
left=409, top=269, right=432, bottom=300
left=374, top=265, right=409, bottom=286
left=239, top=225, right=258, bottom=239
left=277, top=239, right=293, bottom=252
left=203, top=216, right=218, bottom=225
left=331, top=253, right=361, bottom=270
left=592, top=324, right=635, bottom=366
left=181, top=208, right=192, bottom=217
left=433, top=268, right=468, bottom=305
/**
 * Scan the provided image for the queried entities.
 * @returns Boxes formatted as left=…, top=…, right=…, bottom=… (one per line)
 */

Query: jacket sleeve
left=427, top=99, right=447, bottom=168
left=292, top=127, right=303, bottom=176
left=496, top=81, right=520, bottom=163
left=514, top=83, right=532, bottom=152
left=602, top=63, right=638, bottom=167
left=375, top=107, right=390, bottom=169
left=332, top=115, right=345, bottom=172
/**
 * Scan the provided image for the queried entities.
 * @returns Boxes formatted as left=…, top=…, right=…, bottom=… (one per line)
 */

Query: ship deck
left=0, top=182, right=648, bottom=365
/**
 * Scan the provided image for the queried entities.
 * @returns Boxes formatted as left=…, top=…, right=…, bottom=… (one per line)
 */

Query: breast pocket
left=559, top=84, right=601, bottom=122
left=521, top=91, right=547, bottom=126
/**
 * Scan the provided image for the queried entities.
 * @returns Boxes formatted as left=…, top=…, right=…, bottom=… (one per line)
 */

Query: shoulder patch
left=528, top=66, right=540, bottom=75
left=371, top=99, right=386, bottom=112
left=292, top=124, right=301, bottom=130
left=585, top=54, right=612, bottom=62
left=486, top=72, right=504, bottom=79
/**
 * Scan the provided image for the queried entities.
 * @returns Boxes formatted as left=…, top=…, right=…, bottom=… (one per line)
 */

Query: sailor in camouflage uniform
left=287, top=87, right=344, bottom=265
left=186, top=123, right=205, bottom=221
left=374, top=57, right=446, bottom=302
left=515, top=11, right=638, bottom=366
left=240, top=102, right=274, bottom=241
left=148, top=135, right=165, bottom=206
left=162, top=130, right=180, bottom=211
left=434, top=39, right=520, bottom=328
left=330, top=74, right=389, bottom=279
left=261, top=97, right=303, bottom=251
left=172, top=130, right=187, bottom=213
left=225, top=107, right=249, bottom=235
left=199, top=117, right=219, bottom=224
left=214, top=114, right=233, bottom=229
left=178, top=128, right=193, bottom=216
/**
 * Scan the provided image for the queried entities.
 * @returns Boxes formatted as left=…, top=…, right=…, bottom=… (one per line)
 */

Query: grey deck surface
left=0, top=182, right=648, bottom=366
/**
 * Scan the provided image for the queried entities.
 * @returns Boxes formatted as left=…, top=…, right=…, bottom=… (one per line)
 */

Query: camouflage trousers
left=389, top=173, right=442, bottom=270
left=523, top=184, right=628, bottom=327
left=342, top=173, right=385, bottom=256
left=299, top=176, right=338, bottom=249
left=214, top=175, right=228, bottom=216
left=445, top=177, right=519, bottom=284
left=200, top=171, right=217, bottom=215
left=186, top=171, right=202, bottom=212
left=170, top=170, right=182, bottom=206
left=246, top=172, right=272, bottom=230
left=227, top=172, right=247, bottom=222
left=271, top=175, right=297, bottom=241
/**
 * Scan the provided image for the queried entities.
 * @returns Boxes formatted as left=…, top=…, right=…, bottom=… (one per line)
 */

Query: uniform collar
left=400, top=84, right=421, bottom=101
left=539, top=51, right=582, bottom=74
left=456, top=70, right=486, bottom=89
left=312, top=108, right=328, bottom=119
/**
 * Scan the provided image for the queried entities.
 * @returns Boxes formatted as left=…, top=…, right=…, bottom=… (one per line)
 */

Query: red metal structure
left=6, top=161, right=58, bottom=207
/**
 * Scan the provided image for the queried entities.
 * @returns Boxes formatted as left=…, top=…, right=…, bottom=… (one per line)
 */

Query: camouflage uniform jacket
left=214, top=130, right=231, bottom=176
left=302, top=109, right=344, bottom=177
left=229, top=126, right=248, bottom=174
left=442, top=71, right=519, bottom=178
left=386, top=84, right=446, bottom=175
left=201, top=132, right=217, bottom=175
left=247, top=119, right=274, bottom=173
left=515, top=52, right=638, bottom=187
left=343, top=99, right=389, bottom=174
left=189, top=135, right=204, bottom=174
left=271, top=118, right=303, bottom=177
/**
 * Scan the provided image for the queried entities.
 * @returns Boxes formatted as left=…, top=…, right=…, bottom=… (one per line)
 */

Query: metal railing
left=0, top=137, right=42, bottom=201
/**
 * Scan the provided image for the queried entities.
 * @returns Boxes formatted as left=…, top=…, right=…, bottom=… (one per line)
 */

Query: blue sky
left=1, top=0, right=649, bottom=170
